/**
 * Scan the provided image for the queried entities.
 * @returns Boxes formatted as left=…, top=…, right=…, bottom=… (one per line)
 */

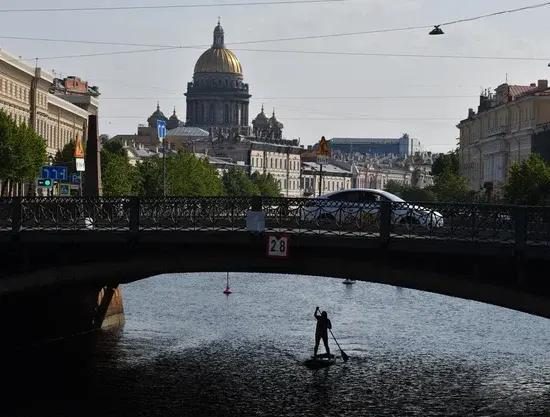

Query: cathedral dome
left=194, top=22, right=242, bottom=75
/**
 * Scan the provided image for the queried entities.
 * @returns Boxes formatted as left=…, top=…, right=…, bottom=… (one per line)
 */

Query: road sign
left=157, top=120, right=167, bottom=143
left=41, top=165, right=68, bottom=181
left=59, top=183, right=71, bottom=196
left=37, top=178, right=53, bottom=188
left=74, top=134, right=85, bottom=158
left=267, top=235, right=290, bottom=259
left=76, top=157, right=85, bottom=172
left=316, top=136, right=331, bottom=157
left=71, top=173, right=81, bottom=184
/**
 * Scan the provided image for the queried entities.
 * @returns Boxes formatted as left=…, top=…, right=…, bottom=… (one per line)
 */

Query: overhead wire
left=21, top=46, right=550, bottom=62
left=0, top=0, right=347, bottom=13
left=0, top=0, right=548, bottom=47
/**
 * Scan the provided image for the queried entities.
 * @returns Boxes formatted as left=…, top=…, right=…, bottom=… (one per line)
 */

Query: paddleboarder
left=313, top=307, right=332, bottom=358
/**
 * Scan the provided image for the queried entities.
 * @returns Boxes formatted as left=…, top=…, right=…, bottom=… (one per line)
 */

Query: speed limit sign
left=267, top=235, right=290, bottom=258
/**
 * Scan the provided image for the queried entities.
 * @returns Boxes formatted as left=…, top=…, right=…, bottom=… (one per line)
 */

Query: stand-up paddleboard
left=343, top=278, right=355, bottom=285
left=223, top=272, right=232, bottom=295
left=304, top=353, right=336, bottom=369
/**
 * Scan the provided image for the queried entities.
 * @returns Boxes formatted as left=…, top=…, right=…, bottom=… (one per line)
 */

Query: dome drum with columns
left=185, top=21, right=251, bottom=137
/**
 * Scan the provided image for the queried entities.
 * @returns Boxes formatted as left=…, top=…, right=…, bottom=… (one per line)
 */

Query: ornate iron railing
left=0, top=197, right=548, bottom=247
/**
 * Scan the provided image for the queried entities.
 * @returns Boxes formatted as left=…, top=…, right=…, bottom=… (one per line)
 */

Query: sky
left=0, top=0, right=549, bottom=152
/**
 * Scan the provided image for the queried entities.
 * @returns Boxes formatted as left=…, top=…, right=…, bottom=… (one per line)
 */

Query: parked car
left=301, top=188, right=444, bottom=229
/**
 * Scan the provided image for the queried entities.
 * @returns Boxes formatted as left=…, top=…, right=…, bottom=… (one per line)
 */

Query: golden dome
left=194, top=47, right=242, bottom=75
left=194, top=21, right=243, bottom=75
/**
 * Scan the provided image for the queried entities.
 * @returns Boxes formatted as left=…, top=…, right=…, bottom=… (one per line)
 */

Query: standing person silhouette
left=313, top=307, right=332, bottom=357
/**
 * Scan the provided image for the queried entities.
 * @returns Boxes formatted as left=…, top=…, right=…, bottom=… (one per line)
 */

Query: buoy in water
left=223, top=272, right=232, bottom=295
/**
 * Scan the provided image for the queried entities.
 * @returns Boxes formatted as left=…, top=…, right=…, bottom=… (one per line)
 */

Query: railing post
left=514, top=206, right=527, bottom=251
left=11, top=197, right=21, bottom=236
left=380, top=201, right=391, bottom=245
left=129, top=197, right=140, bottom=233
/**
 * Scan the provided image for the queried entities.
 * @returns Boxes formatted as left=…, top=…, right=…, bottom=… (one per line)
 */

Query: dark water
left=4, top=273, right=550, bottom=417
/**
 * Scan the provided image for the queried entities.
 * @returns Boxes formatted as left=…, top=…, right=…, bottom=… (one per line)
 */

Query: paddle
left=329, top=329, right=349, bottom=362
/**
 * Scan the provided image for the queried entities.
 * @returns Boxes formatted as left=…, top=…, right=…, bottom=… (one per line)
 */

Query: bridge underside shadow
left=1, top=231, right=549, bottom=343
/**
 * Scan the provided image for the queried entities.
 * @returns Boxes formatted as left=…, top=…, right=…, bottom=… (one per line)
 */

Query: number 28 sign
left=267, top=235, right=290, bottom=259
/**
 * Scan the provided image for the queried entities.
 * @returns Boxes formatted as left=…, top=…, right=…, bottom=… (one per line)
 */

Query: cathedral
left=185, top=20, right=251, bottom=137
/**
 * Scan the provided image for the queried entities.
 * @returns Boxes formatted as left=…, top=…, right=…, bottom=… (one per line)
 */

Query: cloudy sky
left=0, top=0, right=549, bottom=152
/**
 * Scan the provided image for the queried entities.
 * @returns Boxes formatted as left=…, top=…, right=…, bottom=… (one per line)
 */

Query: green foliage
left=505, top=154, right=550, bottom=205
left=102, top=140, right=126, bottom=157
left=251, top=172, right=281, bottom=197
left=54, top=140, right=76, bottom=174
left=167, top=152, right=223, bottom=196
left=384, top=180, right=436, bottom=202
left=136, top=152, right=223, bottom=196
left=101, top=144, right=138, bottom=196
left=430, top=170, right=470, bottom=202
left=0, top=110, right=46, bottom=194
left=136, top=157, right=163, bottom=196
left=222, top=167, right=259, bottom=196
left=432, top=150, right=459, bottom=176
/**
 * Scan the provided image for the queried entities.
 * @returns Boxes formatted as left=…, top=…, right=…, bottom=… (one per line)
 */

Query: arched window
left=209, top=103, right=215, bottom=123
left=224, top=104, right=229, bottom=124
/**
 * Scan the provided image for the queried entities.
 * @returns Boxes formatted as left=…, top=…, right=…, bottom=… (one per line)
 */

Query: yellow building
left=0, top=48, right=97, bottom=158
left=458, top=80, right=550, bottom=193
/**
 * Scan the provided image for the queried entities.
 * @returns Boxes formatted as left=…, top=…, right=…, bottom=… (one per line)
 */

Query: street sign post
left=157, top=120, right=168, bottom=196
left=316, top=136, right=331, bottom=196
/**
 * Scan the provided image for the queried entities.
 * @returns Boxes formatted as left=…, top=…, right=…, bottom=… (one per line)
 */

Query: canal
left=4, top=273, right=550, bottom=416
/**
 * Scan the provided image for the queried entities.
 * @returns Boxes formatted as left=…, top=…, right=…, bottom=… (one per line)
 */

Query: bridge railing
left=0, top=197, right=549, bottom=247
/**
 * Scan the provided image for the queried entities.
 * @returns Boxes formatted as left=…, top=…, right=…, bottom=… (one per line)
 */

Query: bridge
left=0, top=196, right=549, bottom=344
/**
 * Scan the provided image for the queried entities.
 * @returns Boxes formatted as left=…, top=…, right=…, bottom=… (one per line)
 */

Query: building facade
left=0, top=49, right=96, bottom=158
left=185, top=21, right=251, bottom=137
left=301, top=161, right=352, bottom=197
left=329, top=134, right=421, bottom=157
left=458, top=80, right=550, bottom=192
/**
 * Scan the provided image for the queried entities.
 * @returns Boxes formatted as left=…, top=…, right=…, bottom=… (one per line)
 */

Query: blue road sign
left=41, top=165, right=68, bottom=181
left=157, top=120, right=167, bottom=142
left=71, top=173, right=81, bottom=184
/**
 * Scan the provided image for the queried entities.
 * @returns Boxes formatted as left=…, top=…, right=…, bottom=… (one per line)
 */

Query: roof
left=302, top=161, right=352, bottom=175
left=167, top=126, right=209, bottom=138
left=509, top=85, right=537, bottom=98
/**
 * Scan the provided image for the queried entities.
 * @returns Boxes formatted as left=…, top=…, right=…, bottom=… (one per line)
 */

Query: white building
left=301, top=161, right=352, bottom=197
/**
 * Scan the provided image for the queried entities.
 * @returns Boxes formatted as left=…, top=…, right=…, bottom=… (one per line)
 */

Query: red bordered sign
left=267, top=234, right=290, bottom=259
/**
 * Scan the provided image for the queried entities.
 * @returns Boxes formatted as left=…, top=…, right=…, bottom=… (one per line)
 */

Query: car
left=301, top=188, right=444, bottom=229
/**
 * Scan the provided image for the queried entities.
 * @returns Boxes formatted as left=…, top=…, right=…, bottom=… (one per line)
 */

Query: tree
left=251, top=172, right=281, bottom=197
left=222, top=167, right=259, bottom=196
left=54, top=140, right=76, bottom=174
left=136, top=157, right=163, bottom=196
left=101, top=144, right=138, bottom=196
left=384, top=180, right=436, bottom=202
left=432, top=150, right=459, bottom=176
left=167, top=152, right=223, bottom=196
left=0, top=110, right=46, bottom=196
left=505, top=154, right=550, bottom=205
left=136, top=152, right=223, bottom=196
left=430, top=170, right=470, bottom=202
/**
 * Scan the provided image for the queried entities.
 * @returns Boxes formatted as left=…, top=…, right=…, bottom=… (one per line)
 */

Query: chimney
left=530, top=83, right=537, bottom=87
left=538, top=79, right=548, bottom=90
left=468, top=108, right=475, bottom=118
